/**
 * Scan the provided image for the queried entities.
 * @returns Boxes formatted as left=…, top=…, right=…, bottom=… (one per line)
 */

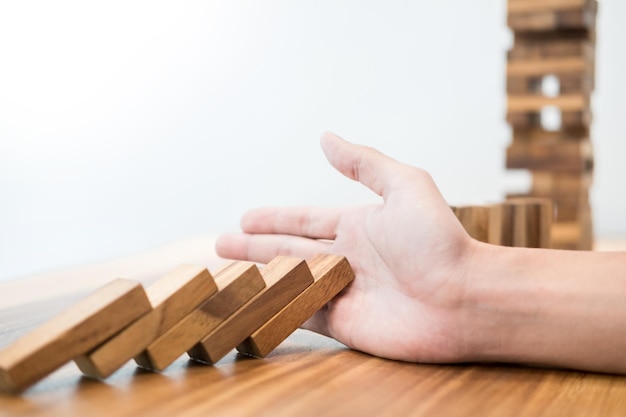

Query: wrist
left=457, top=242, right=532, bottom=364
left=458, top=244, right=626, bottom=373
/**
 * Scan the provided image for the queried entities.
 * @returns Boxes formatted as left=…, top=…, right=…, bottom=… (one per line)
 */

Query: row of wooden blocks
left=452, top=197, right=553, bottom=248
left=505, top=0, right=597, bottom=250
left=0, top=254, right=354, bottom=394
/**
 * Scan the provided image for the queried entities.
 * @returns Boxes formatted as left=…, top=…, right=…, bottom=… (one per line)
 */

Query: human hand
left=216, top=132, right=479, bottom=362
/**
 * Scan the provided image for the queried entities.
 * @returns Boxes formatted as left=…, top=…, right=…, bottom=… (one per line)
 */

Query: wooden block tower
left=505, top=0, right=598, bottom=250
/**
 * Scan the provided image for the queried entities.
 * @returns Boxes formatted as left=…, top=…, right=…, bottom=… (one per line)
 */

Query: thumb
left=320, top=131, right=413, bottom=199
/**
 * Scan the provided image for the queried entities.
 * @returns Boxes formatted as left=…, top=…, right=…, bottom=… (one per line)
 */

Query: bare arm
left=465, top=244, right=626, bottom=373
left=217, top=132, right=626, bottom=373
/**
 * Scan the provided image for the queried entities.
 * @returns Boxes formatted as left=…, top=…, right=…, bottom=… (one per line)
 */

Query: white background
left=1, top=1, right=625, bottom=282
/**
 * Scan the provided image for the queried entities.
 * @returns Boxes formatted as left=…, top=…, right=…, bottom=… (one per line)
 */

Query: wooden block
left=0, top=279, right=151, bottom=393
left=554, top=197, right=591, bottom=223
left=508, top=0, right=591, bottom=14
left=512, top=127, right=589, bottom=142
left=489, top=199, right=553, bottom=248
left=552, top=218, right=594, bottom=250
left=237, top=254, right=354, bottom=358
left=507, top=57, right=590, bottom=77
left=507, top=76, right=539, bottom=95
left=508, top=8, right=596, bottom=32
left=514, top=197, right=554, bottom=248
left=507, top=109, right=591, bottom=129
left=531, top=172, right=592, bottom=196
left=507, top=111, right=541, bottom=129
left=487, top=204, right=502, bottom=245
left=507, top=74, right=593, bottom=96
left=508, top=94, right=587, bottom=113
left=559, top=73, right=594, bottom=94
left=506, top=138, right=593, bottom=173
left=187, top=256, right=315, bottom=365
left=562, top=109, right=592, bottom=127
left=454, top=206, right=491, bottom=243
left=74, top=265, right=217, bottom=379
left=508, top=38, right=594, bottom=61
left=134, top=261, right=265, bottom=371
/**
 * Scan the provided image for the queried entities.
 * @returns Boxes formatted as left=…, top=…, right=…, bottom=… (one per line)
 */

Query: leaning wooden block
left=237, top=254, right=354, bottom=358
left=74, top=265, right=217, bottom=379
left=0, top=279, right=151, bottom=393
left=134, top=261, right=265, bottom=371
left=187, top=256, right=314, bottom=365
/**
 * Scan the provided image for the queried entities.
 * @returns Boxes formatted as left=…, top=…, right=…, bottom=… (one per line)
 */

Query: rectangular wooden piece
left=506, top=138, right=593, bottom=173
left=508, top=8, right=596, bottom=32
left=507, top=57, right=589, bottom=77
left=134, top=262, right=265, bottom=371
left=237, top=254, right=354, bottom=358
left=187, top=256, right=315, bottom=365
left=508, top=94, right=587, bottom=112
left=0, top=279, right=151, bottom=393
left=508, top=0, right=592, bottom=14
left=74, top=265, right=217, bottom=378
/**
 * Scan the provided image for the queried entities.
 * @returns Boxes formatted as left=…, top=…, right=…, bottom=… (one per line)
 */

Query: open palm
left=216, top=132, right=477, bottom=362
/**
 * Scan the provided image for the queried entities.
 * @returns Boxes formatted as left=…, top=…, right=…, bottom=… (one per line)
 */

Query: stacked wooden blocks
left=452, top=197, right=553, bottom=248
left=0, top=254, right=354, bottom=394
left=505, top=0, right=597, bottom=250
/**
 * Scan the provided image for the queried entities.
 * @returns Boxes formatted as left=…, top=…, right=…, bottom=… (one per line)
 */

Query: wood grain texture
left=134, top=262, right=265, bottom=372
left=508, top=8, right=596, bottom=32
left=508, top=94, right=587, bottom=112
left=188, top=256, right=314, bottom=364
left=531, top=171, right=591, bottom=196
left=512, top=127, right=589, bottom=141
left=507, top=57, right=589, bottom=76
left=507, top=109, right=592, bottom=129
left=488, top=199, right=553, bottom=248
left=506, top=138, right=593, bottom=173
left=237, top=254, right=354, bottom=358
left=2, top=249, right=626, bottom=415
left=74, top=265, right=217, bottom=379
left=508, top=38, right=593, bottom=61
left=454, top=206, right=492, bottom=243
left=0, top=279, right=151, bottom=393
left=508, top=0, right=590, bottom=13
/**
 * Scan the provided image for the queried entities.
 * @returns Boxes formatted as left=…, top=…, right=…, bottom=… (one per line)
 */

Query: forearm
left=463, top=243, right=626, bottom=373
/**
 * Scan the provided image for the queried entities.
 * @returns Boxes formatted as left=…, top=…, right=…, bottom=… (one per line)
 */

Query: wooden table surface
left=2, top=236, right=626, bottom=416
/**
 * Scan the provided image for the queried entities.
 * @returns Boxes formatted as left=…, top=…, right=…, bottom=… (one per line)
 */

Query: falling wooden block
left=74, top=265, right=217, bottom=379
left=237, top=254, right=354, bottom=358
left=0, top=279, right=151, bottom=393
left=187, top=256, right=315, bottom=365
left=134, top=262, right=265, bottom=371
